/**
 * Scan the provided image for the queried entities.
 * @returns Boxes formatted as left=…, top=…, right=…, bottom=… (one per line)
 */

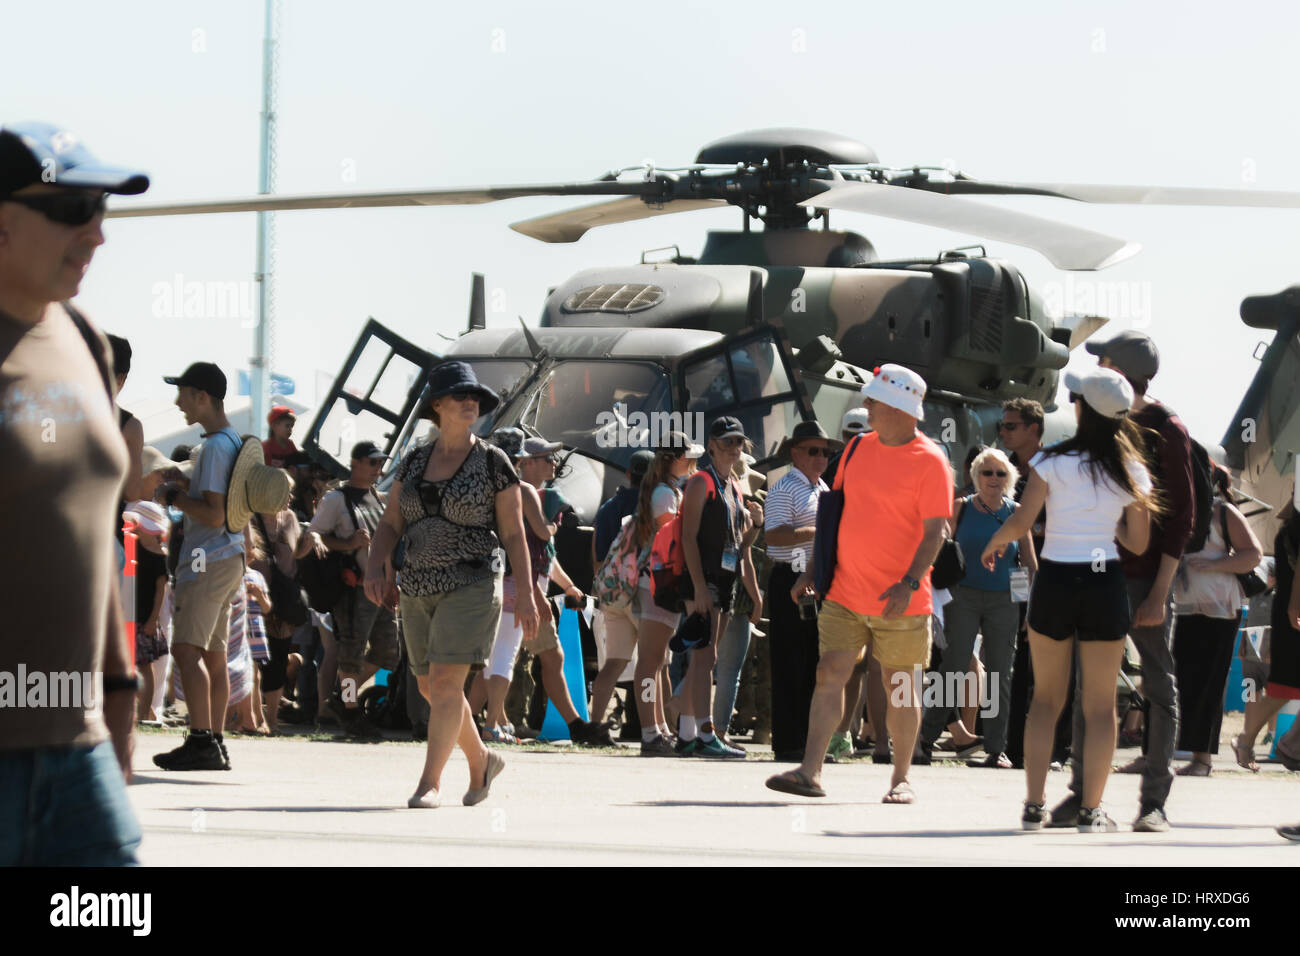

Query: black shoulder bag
left=812, top=434, right=863, bottom=595
left=1219, top=503, right=1268, bottom=599
left=255, top=513, right=310, bottom=626
left=931, top=495, right=970, bottom=590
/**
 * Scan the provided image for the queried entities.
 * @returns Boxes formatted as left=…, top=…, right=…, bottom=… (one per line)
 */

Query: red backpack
left=648, top=470, right=718, bottom=612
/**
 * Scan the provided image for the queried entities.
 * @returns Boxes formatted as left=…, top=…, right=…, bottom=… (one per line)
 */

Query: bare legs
left=412, top=666, right=490, bottom=806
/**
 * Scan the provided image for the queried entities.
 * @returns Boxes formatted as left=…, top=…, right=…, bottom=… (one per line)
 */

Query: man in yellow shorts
left=766, top=364, right=951, bottom=803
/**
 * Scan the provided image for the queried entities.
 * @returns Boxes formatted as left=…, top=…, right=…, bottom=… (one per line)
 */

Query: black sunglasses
left=797, top=446, right=831, bottom=458
left=980, top=469, right=1008, bottom=478
left=996, top=421, right=1024, bottom=432
left=3, top=191, right=106, bottom=226
left=448, top=391, right=477, bottom=402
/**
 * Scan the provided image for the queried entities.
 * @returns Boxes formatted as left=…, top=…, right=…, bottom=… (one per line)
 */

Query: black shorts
left=706, top=572, right=738, bottom=616
left=1027, top=558, right=1130, bottom=642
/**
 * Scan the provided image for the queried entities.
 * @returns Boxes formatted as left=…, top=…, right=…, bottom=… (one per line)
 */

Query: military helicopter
left=112, top=127, right=1300, bottom=554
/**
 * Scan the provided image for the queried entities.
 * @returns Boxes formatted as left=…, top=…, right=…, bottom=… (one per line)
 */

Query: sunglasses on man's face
left=3, top=190, right=106, bottom=226
left=996, top=421, right=1024, bottom=432
left=980, top=469, right=1009, bottom=478
left=797, top=445, right=831, bottom=458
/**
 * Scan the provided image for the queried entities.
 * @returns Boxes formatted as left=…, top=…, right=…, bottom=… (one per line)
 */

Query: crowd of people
left=4, top=121, right=1300, bottom=867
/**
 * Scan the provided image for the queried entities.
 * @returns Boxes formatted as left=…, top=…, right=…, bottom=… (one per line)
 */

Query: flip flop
left=463, top=750, right=506, bottom=806
left=1230, top=735, right=1259, bottom=773
left=764, top=768, right=826, bottom=798
left=882, top=781, right=915, bottom=804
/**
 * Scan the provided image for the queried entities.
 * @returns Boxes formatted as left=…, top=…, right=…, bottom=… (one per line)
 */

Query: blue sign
left=237, top=370, right=296, bottom=396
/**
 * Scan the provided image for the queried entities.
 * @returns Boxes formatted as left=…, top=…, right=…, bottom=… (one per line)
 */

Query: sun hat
left=777, top=420, right=843, bottom=459
left=226, top=436, right=292, bottom=532
left=421, top=360, right=499, bottom=418
left=1063, top=367, right=1134, bottom=420
left=860, top=363, right=926, bottom=420
left=141, top=445, right=172, bottom=477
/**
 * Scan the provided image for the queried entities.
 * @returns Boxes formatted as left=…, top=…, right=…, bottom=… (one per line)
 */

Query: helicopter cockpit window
left=682, top=336, right=804, bottom=462
left=518, top=361, right=671, bottom=470
left=464, top=359, right=533, bottom=437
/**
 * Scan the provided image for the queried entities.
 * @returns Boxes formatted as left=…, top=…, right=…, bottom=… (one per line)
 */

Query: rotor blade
left=937, top=180, right=1300, bottom=207
left=510, top=196, right=727, bottom=242
left=801, top=182, right=1140, bottom=271
left=1056, top=314, right=1111, bottom=350
left=104, top=182, right=660, bottom=219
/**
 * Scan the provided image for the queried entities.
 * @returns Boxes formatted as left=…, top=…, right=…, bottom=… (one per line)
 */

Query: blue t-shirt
left=175, top=426, right=246, bottom=583
left=955, top=495, right=1018, bottom=591
left=593, top=485, right=639, bottom=563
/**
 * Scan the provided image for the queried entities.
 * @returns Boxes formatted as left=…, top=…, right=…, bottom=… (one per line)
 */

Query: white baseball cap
left=860, top=363, right=927, bottom=421
left=1063, top=367, right=1133, bottom=419
left=840, top=407, right=869, bottom=435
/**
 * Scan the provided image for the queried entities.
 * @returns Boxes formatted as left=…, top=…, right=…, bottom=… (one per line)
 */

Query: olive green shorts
left=400, top=574, right=503, bottom=673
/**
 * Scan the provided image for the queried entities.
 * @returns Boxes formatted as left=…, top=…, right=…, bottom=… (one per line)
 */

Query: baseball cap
left=709, top=416, right=746, bottom=440
left=1063, top=367, right=1134, bottom=419
left=659, top=430, right=704, bottom=459
left=841, top=407, right=869, bottom=435
left=164, top=362, right=227, bottom=400
left=860, top=363, right=927, bottom=421
left=1084, top=330, right=1160, bottom=381
left=268, top=405, right=295, bottom=426
left=521, top=436, right=563, bottom=459
left=668, top=612, right=712, bottom=653
left=0, top=122, right=149, bottom=196
left=628, top=449, right=655, bottom=479
left=350, top=440, right=388, bottom=461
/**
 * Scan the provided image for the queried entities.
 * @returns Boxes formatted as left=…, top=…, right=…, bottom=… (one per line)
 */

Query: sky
left=4, top=0, right=1299, bottom=444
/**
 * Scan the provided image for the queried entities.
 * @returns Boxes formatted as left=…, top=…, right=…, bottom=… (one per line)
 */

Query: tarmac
left=130, top=725, right=1298, bottom=866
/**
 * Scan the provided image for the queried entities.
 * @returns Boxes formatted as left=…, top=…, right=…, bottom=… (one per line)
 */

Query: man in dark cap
left=1049, top=330, right=1196, bottom=833
left=0, top=122, right=148, bottom=864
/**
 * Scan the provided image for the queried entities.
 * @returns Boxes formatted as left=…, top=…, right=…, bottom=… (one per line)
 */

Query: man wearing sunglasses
left=0, top=122, right=148, bottom=864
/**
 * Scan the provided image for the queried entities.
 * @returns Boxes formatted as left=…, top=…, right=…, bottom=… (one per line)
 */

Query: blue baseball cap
left=0, top=122, right=149, bottom=196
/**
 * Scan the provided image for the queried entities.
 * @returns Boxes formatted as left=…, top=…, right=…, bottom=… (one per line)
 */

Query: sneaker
left=1133, top=804, right=1170, bottom=832
left=640, top=734, right=679, bottom=757
left=153, top=732, right=226, bottom=771
left=826, top=732, right=853, bottom=762
left=674, top=738, right=699, bottom=757
left=581, top=722, right=616, bottom=748
left=1277, top=823, right=1300, bottom=842
left=1046, top=792, right=1081, bottom=828
left=695, top=736, right=745, bottom=759
left=341, top=709, right=383, bottom=739
left=1022, top=802, right=1051, bottom=831
left=1077, top=807, right=1119, bottom=832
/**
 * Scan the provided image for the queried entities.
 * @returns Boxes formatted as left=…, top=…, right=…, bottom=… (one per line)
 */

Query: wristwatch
left=103, top=673, right=141, bottom=694
left=900, top=575, right=920, bottom=591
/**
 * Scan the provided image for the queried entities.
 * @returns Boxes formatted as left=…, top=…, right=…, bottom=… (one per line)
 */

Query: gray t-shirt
left=0, top=305, right=127, bottom=750
left=175, top=426, right=245, bottom=583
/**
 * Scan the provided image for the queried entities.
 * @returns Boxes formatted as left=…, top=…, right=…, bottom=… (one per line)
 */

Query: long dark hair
left=635, top=450, right=682, bottom=548
left=1041, top=401, right=1164, bottom=515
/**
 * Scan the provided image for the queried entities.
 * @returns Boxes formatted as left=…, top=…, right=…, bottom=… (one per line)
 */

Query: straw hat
left=226, top=436, right=291, bottom=532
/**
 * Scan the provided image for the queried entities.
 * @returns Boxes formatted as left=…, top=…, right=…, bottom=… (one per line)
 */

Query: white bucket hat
left=860, top=363, right=927, bottom=421
left=1063, top=367, right=1133, bottom=420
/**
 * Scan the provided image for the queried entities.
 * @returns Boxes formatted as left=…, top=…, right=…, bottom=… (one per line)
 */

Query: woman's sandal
left=1230, top=734, right=1260, bottom=773
left=1175, top=759, right=1212, bottom=777
left=883, top=781, right=915, bottom=804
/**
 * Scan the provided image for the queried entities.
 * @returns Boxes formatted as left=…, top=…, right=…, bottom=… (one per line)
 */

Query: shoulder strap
left=833, top=434, right=863, bottom=492
left=953, top=495, right=971, bottom=532
left=1218, top=500, right=1232, bottom=556
left=62, top=302, right=114, bottom=401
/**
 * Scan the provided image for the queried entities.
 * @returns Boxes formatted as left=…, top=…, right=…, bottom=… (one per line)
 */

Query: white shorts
left=487, top=573, right=547, bottom=679
left=637, top=575, right=681, bottom=630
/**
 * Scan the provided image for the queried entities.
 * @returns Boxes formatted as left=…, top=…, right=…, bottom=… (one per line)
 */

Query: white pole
left=252, top=0, right=279, bottom=432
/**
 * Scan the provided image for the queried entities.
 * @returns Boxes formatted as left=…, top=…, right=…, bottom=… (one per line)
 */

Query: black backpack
left=1142, top=404, right=1213, bottom=555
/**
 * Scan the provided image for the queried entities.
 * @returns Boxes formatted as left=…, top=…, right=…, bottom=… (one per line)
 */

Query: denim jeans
left=713, top=613, right=752, bottom=735
left=0, top=741, right=141, bottom=866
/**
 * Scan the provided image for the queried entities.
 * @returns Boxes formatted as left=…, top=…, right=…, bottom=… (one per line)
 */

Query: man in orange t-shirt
left=767, top=363, right=951, bottom=804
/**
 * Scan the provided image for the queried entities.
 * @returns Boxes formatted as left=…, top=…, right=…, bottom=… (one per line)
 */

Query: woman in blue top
left=930, top=447, right=1037, bottom=768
